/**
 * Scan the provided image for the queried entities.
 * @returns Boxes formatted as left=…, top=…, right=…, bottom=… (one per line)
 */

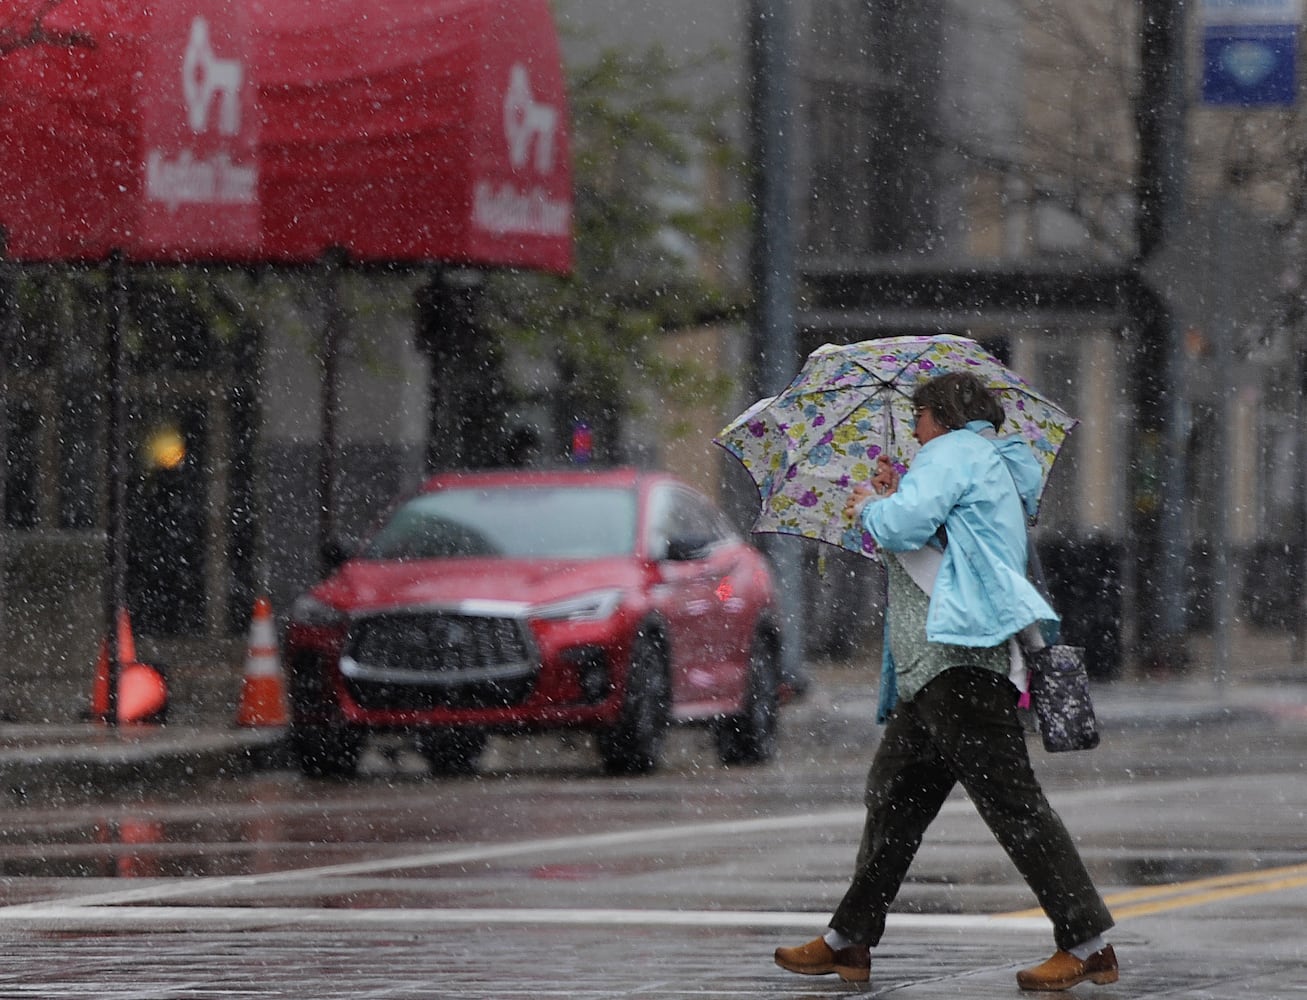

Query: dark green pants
left=830, top=666, right=1114, bottom=952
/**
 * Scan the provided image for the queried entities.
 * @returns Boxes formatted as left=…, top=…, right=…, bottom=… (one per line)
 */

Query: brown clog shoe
left=774, top=936, right=871, bottom=983
left=1017, top=945, right=1118, bottom=991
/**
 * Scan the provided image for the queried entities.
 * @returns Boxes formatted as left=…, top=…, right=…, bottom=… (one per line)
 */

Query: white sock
left=1068, top=935, right=1107, bottom=960
left=823, top=928, right=855, bottom=950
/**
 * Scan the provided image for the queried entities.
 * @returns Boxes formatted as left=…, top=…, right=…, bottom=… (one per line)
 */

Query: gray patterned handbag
left=1027, top=645, right=1100, bottom=752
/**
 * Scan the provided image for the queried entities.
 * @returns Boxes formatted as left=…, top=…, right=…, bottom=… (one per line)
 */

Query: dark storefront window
left=4, top=269, right=256, bottom=639
left=58, top=375, right=102, bottom=530
left=803, top=0, right=942, bottom=256
left=127, top=406, right=211, bottom=638
left=3, top=400, right=39, bottom=530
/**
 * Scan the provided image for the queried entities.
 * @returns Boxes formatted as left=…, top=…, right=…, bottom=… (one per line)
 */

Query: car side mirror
left=320, top=538, right=353, bottom=574
left=665, top=535, right=711, bottom=562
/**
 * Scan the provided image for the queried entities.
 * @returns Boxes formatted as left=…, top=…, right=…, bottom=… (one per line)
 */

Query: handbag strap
left=1025, top=531, right=1056, bottom=611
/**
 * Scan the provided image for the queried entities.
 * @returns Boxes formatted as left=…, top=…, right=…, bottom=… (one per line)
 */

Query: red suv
left=284, top=468, right=782, bottom=777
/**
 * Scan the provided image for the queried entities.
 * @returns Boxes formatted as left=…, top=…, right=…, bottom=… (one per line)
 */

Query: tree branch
left=0, top=1, right=95, bottom=56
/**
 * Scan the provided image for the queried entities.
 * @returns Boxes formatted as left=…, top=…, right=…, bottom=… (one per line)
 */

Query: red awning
left=0, top=0, right=572, bottom=271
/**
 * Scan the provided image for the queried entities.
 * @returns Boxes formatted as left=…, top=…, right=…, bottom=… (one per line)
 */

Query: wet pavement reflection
left=1, top=720, right=1306, bottom=898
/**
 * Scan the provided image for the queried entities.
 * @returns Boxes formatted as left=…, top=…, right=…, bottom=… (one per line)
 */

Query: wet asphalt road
left=0, top=676, right=1305, bottom=998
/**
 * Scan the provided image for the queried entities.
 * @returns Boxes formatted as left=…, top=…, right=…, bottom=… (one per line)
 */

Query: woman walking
left=773, top=371, right=1117, bottom=991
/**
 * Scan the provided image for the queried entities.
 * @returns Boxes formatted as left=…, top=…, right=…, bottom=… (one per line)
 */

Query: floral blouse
left=884, top=555, right=1008, bottom=703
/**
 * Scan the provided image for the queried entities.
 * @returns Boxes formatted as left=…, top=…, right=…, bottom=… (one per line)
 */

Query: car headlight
left=530, top=589, right=624, bottom=623
left=289, top=592, right=347, bottom=628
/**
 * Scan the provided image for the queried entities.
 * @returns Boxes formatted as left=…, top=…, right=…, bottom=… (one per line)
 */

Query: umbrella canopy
left=716, top=335, right=1078, bottom=557
left=0, top=0, right=572, bottom=270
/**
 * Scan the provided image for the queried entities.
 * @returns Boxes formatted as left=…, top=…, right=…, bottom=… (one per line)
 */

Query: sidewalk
left=0, top=723, right=287, bottom=803
left=0, top=628, right=1304, bottom=801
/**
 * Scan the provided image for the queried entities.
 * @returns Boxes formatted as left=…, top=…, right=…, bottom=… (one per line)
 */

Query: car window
left=648, top=486, right=727, bottom=560
left=362, top=486, right=638, bottom=560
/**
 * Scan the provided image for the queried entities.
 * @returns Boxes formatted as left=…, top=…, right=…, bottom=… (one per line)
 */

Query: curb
left=0, top=727, right=289, bottom=803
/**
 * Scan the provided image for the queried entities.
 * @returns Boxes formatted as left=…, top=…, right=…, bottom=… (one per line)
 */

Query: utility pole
left=104, top=250, right=131, bottom=723
left=0, top=232, right=9, bottom=673
left=748, top=0, right=807, bottom=691
left=1134, top=0, right=1190, bottom=672
left=317, top=250, right=346, bottom=576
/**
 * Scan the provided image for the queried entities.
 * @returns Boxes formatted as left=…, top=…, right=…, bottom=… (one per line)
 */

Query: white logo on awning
left=182, top=17, right=243, bottom=135
left=472, top=63, right=570, bottom=240
left=146, top=15, right=256, bottom=209
left=503, top=64, right=557, bottom=174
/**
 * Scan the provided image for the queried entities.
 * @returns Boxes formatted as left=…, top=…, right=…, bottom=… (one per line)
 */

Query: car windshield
left=362, top=485, right=639, bottom=560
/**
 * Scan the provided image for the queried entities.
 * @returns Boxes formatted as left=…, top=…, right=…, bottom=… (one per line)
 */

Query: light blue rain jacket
left=864, top=421, right=1058, bottom=712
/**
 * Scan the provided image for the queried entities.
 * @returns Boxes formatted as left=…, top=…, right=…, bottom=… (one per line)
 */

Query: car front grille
left=340, top=610, right=537, bottom=710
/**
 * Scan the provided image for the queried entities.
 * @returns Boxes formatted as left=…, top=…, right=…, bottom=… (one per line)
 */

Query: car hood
left=312, top=557, right=646, bottom=615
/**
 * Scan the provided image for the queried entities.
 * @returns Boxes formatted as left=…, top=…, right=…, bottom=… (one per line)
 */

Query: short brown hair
left=912, top=372, right=1005, bottom=431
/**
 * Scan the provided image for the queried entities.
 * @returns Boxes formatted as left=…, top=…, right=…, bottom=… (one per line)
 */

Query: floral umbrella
left=715, top=334, right=1078, bottom=558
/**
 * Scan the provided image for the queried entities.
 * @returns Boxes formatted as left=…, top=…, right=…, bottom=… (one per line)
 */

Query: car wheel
left=290, top=721, right=363, bottom=778
left=715, top=634, right=780, bottom=765
left=597, top=629, right=670, bottom=775
left=416, top=728, right=487, bottom=776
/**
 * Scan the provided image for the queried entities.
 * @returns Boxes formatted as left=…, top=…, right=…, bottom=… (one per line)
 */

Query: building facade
left=2, top=0, right=1298, bottom=722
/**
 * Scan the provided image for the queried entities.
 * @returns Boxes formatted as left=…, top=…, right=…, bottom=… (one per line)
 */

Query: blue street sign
left=1201, top=0, right=1300, bottom=106
left=1202, top=23, right=1298, bottom=105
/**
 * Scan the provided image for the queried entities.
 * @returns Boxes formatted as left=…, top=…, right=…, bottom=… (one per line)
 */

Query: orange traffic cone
left=118, top=662, right=168, bottom=725
left=236, top=597, right=288, bottom=726
left=88, top=609, right=168, bottom=724
left=89, top=608, right=138, bottom=721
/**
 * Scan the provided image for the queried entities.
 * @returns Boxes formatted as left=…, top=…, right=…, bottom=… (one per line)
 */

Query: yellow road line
left=1110, top=873, right=1307, bottom=919
left=998, top=861, right=1307, bottom=920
